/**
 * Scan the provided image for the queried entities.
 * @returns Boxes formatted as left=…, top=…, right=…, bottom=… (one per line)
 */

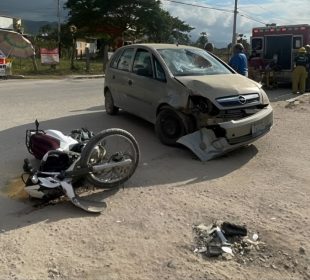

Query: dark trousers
left=306, top=71, right=310, bottom=91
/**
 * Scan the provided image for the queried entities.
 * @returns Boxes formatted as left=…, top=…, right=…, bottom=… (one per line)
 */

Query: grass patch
left=10, top=57, right=104, bottom=77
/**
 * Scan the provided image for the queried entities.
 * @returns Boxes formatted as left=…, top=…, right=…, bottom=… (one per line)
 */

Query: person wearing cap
left=305, top=45, right=310, bottom=91
left=229, top=43, right=248, bottom=77
left=292, top=47, right=309, bottom=94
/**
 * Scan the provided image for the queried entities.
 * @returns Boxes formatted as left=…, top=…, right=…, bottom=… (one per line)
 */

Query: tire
left=155, top=108, right=189, bottom=146
left=104, top=90, right=119, bottom=115
left=79, top=129, right=139, bottom=188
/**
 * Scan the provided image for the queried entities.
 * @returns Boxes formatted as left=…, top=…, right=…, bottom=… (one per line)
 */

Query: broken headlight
left=190, top=96, right=219, bottom=116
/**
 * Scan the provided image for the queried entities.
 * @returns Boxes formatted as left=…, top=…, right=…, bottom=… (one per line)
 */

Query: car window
left=117, top=48, right=134, bottom=71
left=154, top=57, right=166, bottom=81
left=133, top=49, right=153, bottom=77
left=110, top=51, right=122, bottom=68
left=157, top=48, right=231, bottom=76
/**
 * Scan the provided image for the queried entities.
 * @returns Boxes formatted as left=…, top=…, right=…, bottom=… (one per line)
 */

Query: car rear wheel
left=155, top=108, right=190, bottom=146
left=105, top=90, right=119, bottom=115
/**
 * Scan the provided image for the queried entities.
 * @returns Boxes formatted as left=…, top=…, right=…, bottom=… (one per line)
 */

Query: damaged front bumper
left=177, top=105, right=273, bottom=161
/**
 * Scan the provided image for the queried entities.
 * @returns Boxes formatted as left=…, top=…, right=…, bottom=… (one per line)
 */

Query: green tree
left=137, top=7, right=193, bottom=44
left=195, top=33, right=208, bottom=49
left=65, top=0, right=193, bottom=43
left=65, top=0, right=193, bottom=70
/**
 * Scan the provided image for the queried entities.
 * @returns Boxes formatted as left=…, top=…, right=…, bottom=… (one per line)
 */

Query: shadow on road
left=0, top=109, right=258, bottom=232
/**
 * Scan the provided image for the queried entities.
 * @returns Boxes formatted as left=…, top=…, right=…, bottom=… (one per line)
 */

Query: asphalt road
left=0, top=77, right=165, bottom=215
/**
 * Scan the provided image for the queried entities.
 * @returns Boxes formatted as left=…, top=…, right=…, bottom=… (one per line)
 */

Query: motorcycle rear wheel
left=79, top=128, right=139, bottom=188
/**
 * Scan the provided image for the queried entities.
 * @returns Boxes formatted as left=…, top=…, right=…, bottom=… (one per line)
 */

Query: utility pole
left=232, top=0, right=238, bottom=47
left=57, top=0, right=61, bottom=57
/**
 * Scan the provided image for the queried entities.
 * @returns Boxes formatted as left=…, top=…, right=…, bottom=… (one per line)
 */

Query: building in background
left=76, top=38, right=97, bottom=58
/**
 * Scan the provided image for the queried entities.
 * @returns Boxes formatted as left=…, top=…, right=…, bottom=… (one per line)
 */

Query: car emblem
left=239, top=95, right=246, bottom=104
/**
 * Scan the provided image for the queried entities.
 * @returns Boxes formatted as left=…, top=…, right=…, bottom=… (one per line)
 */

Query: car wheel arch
left=156, top=103, right=173, bottom=116
left=156, top=104, right=197, bottom=134
left=104, top=87, right=110, bottom=95
left=104, top=88, right=119, bottom=115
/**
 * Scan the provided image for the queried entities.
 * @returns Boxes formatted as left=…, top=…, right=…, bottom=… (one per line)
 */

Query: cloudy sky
left=1, top=0, right=309, bottom=46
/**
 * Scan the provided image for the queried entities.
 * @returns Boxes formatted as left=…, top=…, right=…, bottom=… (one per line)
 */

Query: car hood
left=175, top=74, right=261, bottom=98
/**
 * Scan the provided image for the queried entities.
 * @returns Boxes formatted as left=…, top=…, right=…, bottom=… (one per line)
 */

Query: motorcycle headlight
left=31, top=175, right=39, bottom=184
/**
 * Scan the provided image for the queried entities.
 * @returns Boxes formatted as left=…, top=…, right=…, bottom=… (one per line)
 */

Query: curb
left=5, top=75, right=25, bottom=79
left=70, top=75, right=104, bottom=79
left=3, top=74, right=104, bottom=80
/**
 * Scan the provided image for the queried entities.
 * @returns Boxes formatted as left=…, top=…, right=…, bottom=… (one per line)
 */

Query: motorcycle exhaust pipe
left=65, top=159, right=133, bottom=177
left=92, top=158, right=132, bottom=172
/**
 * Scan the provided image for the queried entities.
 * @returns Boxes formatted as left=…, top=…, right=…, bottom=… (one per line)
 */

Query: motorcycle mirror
left=35, top=119, right=39, bottom=132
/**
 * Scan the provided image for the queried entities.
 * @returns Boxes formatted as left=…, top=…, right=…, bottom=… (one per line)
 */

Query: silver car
left=104, top=43, right=273, bottom=160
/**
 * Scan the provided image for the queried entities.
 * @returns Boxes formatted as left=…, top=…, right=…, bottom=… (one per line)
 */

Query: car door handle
left=128, top=79, right=133, bottom=86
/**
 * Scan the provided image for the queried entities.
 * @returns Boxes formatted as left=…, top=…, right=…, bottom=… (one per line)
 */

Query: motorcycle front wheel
left=79, top=128, right=140, bottom=188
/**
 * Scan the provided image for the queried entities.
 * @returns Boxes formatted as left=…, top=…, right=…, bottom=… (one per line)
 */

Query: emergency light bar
left=253, top=25, right=308, bottom=34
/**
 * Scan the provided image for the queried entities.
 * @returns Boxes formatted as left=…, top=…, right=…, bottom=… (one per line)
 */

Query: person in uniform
left=305, top=45, right=310, bottom=92
left=292, top=47, right=309, bottom=94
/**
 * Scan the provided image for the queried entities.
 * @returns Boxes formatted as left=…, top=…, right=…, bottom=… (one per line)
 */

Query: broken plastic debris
left=252, top=233, right=259, bottom=241
left=207, top=242, right=222, bottom=257
left=222, top=246, right=234, bottom=255
left=221, top=222, right=247, bottom=237
left=195, top=223, right=214, bottom=233
left=197, top=247, right=207, bottom=253
left=193, top=221, right=261, bottom=260
left=215, top=226, right=230, bottom=246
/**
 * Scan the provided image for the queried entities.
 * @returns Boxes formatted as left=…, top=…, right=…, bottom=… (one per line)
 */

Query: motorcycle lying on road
left=22, top=121, right=140, bottom=213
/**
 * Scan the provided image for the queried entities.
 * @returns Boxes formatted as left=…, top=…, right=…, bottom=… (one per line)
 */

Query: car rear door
left=107, top=47, right=135, bottom=109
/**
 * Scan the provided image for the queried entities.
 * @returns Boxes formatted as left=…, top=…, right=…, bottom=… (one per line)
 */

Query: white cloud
left=161, top=0, right=310, bottom=47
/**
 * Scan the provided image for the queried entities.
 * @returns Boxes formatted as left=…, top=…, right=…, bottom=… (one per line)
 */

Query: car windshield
left=157, top=48, right=231, bottom=76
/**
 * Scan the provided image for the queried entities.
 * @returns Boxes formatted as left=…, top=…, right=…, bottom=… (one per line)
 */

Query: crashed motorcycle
left=22, top=121, right=139, bottom=213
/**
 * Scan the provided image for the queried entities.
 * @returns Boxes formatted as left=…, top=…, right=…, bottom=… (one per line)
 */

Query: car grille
left=216, top=93, right=260, bottom=107
left=216, top=107, right=259, bottom=121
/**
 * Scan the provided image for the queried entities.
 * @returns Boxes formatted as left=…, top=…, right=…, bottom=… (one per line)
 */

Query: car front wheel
left=104, top=90, right=119, bottom=115
left=155, top=108, right=189, bottom=146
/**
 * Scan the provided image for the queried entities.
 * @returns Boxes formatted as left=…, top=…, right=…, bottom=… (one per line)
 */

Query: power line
left=163, top=0, right=269, bottom=25
left=163, top=0, right=233, bottom=13
left=242, top=0, right=271, bottom=13
left=238, top=12, right=267, bottom=25
left=239, top=6, right=309, bottom=24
